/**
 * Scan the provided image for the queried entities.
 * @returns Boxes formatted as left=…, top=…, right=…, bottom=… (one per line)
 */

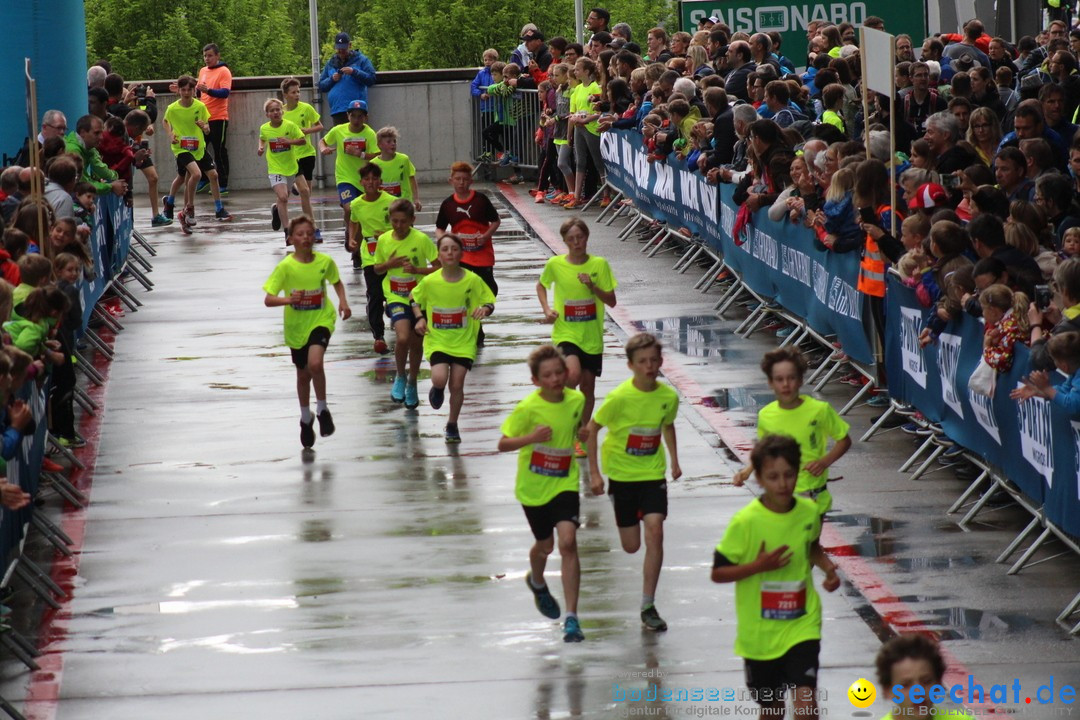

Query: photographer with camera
left=1028, top=258, right=1080, bottom=372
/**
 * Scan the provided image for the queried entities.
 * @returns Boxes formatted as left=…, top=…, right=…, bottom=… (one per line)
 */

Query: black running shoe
left=317, top=408, right=335, bottom=437
left=300, top=418, right=316, bottom=448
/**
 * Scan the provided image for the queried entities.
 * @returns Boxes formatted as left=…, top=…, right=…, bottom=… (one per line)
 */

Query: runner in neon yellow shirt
left=162, top=75, right=229, bottom=232
left=371, top=126, right=420, bottom=208
left=732, top=347, right=851, bottom=515
left=586, top=333, right=680, bottom=632
left=498, top=345, right=587, bottom=643
left=348, top=163, right=395, bottom=354
left=372, top=199, right=438, bottom=409
left=410, top=234, right=495, bottom=443
left=281, top=77, right=324, bottom=240
left=537, top=217, right=617, bottom=456
left=257, top=98, right=307, bottom=242
left=712, top=435, right=839, bottom=718
left=318, top=99, right=378, bottom=247
left=262, top=216, right=351, bottom=449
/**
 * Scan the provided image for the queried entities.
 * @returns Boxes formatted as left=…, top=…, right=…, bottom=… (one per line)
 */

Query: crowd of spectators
left=471, top=9, right=1080, bottom=408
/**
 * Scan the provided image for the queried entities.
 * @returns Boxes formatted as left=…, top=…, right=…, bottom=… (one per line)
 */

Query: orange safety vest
left=857, top=204, right=898, bottom=298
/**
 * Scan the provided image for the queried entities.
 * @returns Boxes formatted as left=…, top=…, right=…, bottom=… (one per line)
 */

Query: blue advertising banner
left=601, top=129, right=875, bottom=366
left=885, top=274, right=1080, bottom=535
left=80, top=193, right=132, bottom=329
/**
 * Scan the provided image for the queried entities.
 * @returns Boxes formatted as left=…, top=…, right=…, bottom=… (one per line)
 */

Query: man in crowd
left=514, top=29, right=553, bottom=72
left=585, top=7, right=610, bottom=39
left=645, top=28, right=673, bottom=63
left=14, top=109, right=67, bottom=167
left=724, top=41, right=756, bottom=103
left=319, top=32, right=378, bottom=126
left=64, top=115, right=126, bottom=198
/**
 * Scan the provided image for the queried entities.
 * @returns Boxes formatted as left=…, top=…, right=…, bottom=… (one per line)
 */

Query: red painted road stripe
left=501, top=183, right=997, bottom=713
left=23, top=323, right=119, bottom=720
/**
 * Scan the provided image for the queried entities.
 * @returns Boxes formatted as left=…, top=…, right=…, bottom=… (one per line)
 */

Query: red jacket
left=0, top=249, right=21, bottom=286
left=98, top=130, right=134, bottom=181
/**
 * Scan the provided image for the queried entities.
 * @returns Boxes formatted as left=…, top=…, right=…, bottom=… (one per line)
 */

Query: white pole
left=309, top=0, right=325, bottom=189
left=575, top=0, right=584, bottom=43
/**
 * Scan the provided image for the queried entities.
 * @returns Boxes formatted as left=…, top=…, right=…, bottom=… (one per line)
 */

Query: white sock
left=316, top=400, right=328, bottom=414
left=642, top=595, right=655, bottom=611
left=300, top=407, right=312, bottom=423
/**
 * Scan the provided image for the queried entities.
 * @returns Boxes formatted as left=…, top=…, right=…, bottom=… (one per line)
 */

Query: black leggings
left=481, top=120, right=505, bottom=154
left=363, top=265, right=386, bottom=341
left=207, top=119, right=230, bottom=187
left=50, top=357, right=76, bottom=439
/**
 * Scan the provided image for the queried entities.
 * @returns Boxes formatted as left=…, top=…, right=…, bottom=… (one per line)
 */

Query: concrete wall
left=133, top=79, right=474, bottom=193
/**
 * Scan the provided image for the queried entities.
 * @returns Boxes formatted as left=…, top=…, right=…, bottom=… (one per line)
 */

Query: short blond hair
left=263, top=97, right=283, bottom=113
left=376, top=126, right=400, bottom=142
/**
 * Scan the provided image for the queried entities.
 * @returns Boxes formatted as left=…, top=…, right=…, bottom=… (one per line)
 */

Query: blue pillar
left=0, top=1, right=88, bottom=164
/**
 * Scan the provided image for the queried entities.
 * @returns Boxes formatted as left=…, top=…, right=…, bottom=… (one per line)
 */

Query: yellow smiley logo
left=848, top=678, right=877, bottom=708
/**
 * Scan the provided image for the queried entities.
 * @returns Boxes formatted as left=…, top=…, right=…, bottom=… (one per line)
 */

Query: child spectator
left=73, top=181, right=97, bottom=238
left=819, top=83, right=847, bottom=136
left=819, top=167, right=861, bottom=250
left=567, top=58, right=604, bottom=208
left=1011, top=332, right=1080, bottom=416
left=5, top=286, right=67, bottom=364
left=371, top=127, right=420, bottom=209
left=981, top=283, right=1030, bottom=372
left=547, top=64, right=576, bottom=205
left=262, top=216, right=351, bottom=449
left=478, top=61, right=508, bottom=164
left=47, top=218, right=94, bottom=280
left=497, top=345, right=587, bottom=643
left=0, top=351, right=33, bottom=486
left=51, top=252, right=84, bottom=447
left=471, top=49, right=499, bottom=118
left=712, top=434, right=839, bottom=717
left=876, top=635, right=949, bottom=719
left=0, top=230, right=27, bottom=286
left=918, top=221, right=974, bottom=346
left=1062, top=226, right=1080, bottom=260
left=487, top=63, right=526, bottom=182
left=896, top=214, right=932, bottom=279
left=14, top=254, right=53, bottom=306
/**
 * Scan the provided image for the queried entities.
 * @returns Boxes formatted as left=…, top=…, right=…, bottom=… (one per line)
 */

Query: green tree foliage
left=85, top=0, right=675, bottom=79
left=355, top=0, right=675, bottom=70
left=86, top=0, right=304, bottom=79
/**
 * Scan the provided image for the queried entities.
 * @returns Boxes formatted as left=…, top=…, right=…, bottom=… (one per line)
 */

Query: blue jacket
left=471, top=67, right=495, bottom=113
left=318, top=50, right=377, bottom=115
left=1052, top=368, right=1080, bottom=417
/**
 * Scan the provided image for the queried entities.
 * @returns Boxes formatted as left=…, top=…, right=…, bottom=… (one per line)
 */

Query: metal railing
left=471, top=89, right=542, bottom=171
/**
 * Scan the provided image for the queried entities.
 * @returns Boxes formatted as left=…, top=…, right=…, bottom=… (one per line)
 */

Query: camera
left=941, top=173, right=961, bottom=190
left=136, top=84, right=147, bottom=100
left=803, top=193, right=822, bottom=212
left=1035, top=284, right=1053, bottom=311
left=858, top=206, right=877, bottom=224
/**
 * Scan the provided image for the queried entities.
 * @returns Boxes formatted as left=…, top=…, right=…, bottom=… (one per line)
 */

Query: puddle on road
left=631, top=315, right=729, bottom=359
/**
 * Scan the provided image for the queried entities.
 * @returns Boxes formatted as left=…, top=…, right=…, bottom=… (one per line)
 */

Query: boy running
left=586, top=333, right=680, bottom=632
left=711, top=434, right=840, bottom=718
left=371, top=126, right=421, bottom=209
left=373, top=199, right=438, bottom=409
left=257, top=98, right=307, bottom=242
left=263, top=216, right=351, bottom=449
left=498, top=345, right=586, bottom=643
left=435, top=162, right=501, bottom=345
left=162, top=75, right=230, bottom=233
left=410, top=234, right=495, bottom=443
left=536, top=218, right=617, bottom=455
left=281, top=77, right=324, bottom=240
left=733, top=348, right=851, bottom=515
left=348, top=163, right=395, bottom=353
left=318, top=99, right=378, bottom=247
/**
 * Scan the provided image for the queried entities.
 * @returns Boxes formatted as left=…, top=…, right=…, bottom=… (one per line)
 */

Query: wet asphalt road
left=1, top=185, right=1077, bottom=719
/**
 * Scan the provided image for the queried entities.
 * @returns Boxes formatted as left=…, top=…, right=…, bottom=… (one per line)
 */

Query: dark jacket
left=990, top=245, right=1043, bottom=297
left=707, top=106, right=736, bottom=168
left=724, top=62, right=757, bottom=103
left=1030, top=313, right=1080, bottom=372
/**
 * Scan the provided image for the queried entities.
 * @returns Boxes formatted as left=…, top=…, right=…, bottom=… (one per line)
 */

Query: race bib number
left=291, top=289, right=324, bottom=311
left=269, top=139, right=290, bottom=153
left=461, top=233, right=486, bottom=252
left=761, top=581, right=806, bottom=620
left=432, top=306, right=467, bottom=330
left=365, top=237, right=378, bottom=256
left=529, top=445, right=573, bottom=477
left=381, top=181, right=402, bottom=197
left=389, top=275, right=417, bottom=296
left=563, top=298, right=597, bottom=322
left=626, top=427, right=661, bottom=456
left=180, top=136, right=200, bottom=151
left=343, top=138, right=366, bottom=154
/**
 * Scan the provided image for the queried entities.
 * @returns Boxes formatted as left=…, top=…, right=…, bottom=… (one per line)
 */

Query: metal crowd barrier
left=0, top=194, right=150, bottom=719
left=470, top=89, right=542, bottom=172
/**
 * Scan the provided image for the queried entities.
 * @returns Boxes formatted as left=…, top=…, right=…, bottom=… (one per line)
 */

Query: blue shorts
left=386, top=302, right=419, bottom=327
left=337, top=182, right=361, bottom=206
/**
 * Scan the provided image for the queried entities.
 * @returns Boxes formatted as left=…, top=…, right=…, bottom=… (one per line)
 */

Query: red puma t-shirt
left=435, top=191, right=500, bottom=267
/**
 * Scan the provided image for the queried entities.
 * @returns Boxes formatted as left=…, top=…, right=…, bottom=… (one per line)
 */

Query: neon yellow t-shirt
left=821, top=109, right=846, bottom=134
left=757, top=396, right=849, bottom=514
left=410, top=269, right=496, bottom=361
left=539, top=254, right=617, bottom=355
left=373, top=227, right=438, bottom=305
left=323, top=123, right=377, bottom=186
left=501, top=388, right=586, bottom=506
left=282, top=101, right=320, bottom=159
left=716, top=496, right=822, bottom=660
left=371, top=153, right=417, bottom=201
left=12, top=283, right=33, bottom=307
left=164, top=99, right=210, bottom=159
left=594, top=378, right=679, bottom=481
left=571, top=81, right=602, bottom=135
left=259, top=120, right=304, bottom=177
left=263, top=252, right=341, bottom=349
left=349, top=191, right=395, bottom=268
